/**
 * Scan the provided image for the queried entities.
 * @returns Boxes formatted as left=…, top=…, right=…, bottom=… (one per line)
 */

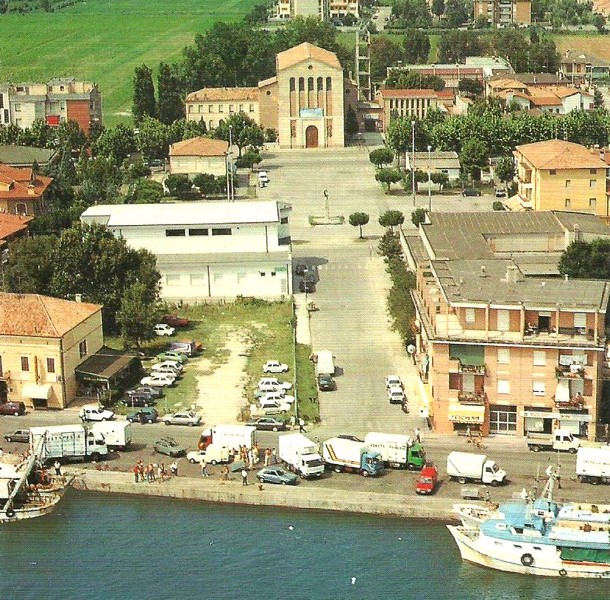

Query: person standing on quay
left=53, top=460, right=62, bottom=476
left=201, top=460, right=210, bottom=478
left=241, top=468, right=248, bottom=486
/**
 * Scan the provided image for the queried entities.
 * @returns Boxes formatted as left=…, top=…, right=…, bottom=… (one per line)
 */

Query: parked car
left=388, top=386, right=405, bottom=404
left=0, top=401, right=26, bottom=416
left=156, top=351, right=187, bottom=363
left=147, top=159, right=165, bottom=170
left=130, top=386, right=164, bottom=399
left=260, top=399, right=292, bottom=412
left=246, top=417, right=287, bottom=432
left=163, top=411, right=201, bottom=426
left=494, top=187, right=507, bottom=198
left=152, top=360, right=184, bottom=373
left=120, top=392, right=157, bottom=408
left=150, top=365, right=182, bottom=379
left=126, top=407, right=159, bottom=424
left=153, top=323, right=175, bottom=337
left=317, top=373, right=335, bottom=391
left=140, top=373, right=176, bottom=387
left=462, top=188, right=481, bottom=197
left=3, top=429, right=30, bottom=443
left=294, top=263, right=307, bottom=276
left=416, top=465, right=439, bottom=495
left=260, top=392, right=295, bottom=406
left=258, top=171, right=269, bottom=187
left=385, top=375, right=403, bottom=389
left=256, top=466, right=298, bottom=485
left=299, top=277, right=315, bottom=293
left=263, top=360, right=289, bottom=373
left=258, top=377, right=292, bottom=390
left=161, top=314, right=190, bottom=328
left=154, top=437, right=186, bottom=457
left=79, top=405, right=115, bottom=422
left=255, top=386, right=286, bottom=399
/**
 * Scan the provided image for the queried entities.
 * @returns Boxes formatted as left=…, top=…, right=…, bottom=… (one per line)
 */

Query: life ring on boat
left=520, top=553, right=534, bottom=567
left=5, top=508, right=15, bottom=518
left=559, top=569, right=567, bottom=577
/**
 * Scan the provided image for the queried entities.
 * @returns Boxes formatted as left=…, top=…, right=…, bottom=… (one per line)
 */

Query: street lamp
left=411, top=120, right=416, bottom=207
left=427, top=145, right=432, bottom=214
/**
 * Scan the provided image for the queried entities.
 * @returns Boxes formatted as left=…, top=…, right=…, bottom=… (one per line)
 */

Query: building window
left=565, top=199, right=571, bottom=208
left=188, top=105, right=193, bottom=114
left=590, top=179, right=597, bottom=188
left=209, top=105, right=214, bottom=113
left=497, top=380, right=510, bottom=394
left=564, top=179, right=571, bottom=188
left=229, top=105, right=234, bottom=113
left=249, top=104, right=255, bottom=112
left=20, top=356, right=30, bottom=371
left=14, top=103, right=21, bottom=112
left=166, top=274, right=180, bottom=287
left=166, top=229, right=186, bottom=237
left=590, top=168, right=597, bottom=174
left=290, top=78, right=295, bottom=92
left=46, top=358, right=55, bottom=373
left=239, top=104, right=244, bottom=111
left=79, top=341, right=87, bottom=358
left=589, top=198, right=597, bottom=208
left=574, top=312, right=587, bottom=329
left=212, top=228, right=231, bottom=236
left=189, top=228, right=208, bottom=236
left=497, top=348, right=510, bottom=364
left=549, top=169, right=556, bottom=175
left=190, top=274, right=205, bottom=286
left=218, top=105, right=223, bottom=113
left=198, top=105, right=203, bottom=113
left=533, top=350, right=546, bottom=366
left=299, top=78, right=305, bottom=92
left=326, top=77, right=332, bottom=91
left=317, top=77, right=323, bottom=91
left=533, top=382, right=546, bottom=396
left=271, top=271, right=276, bottom=276
left=308, top=77, right=314, bottom=91
left=465, top=308, right=475, bottom=323
left=497, top=309, right=510, bottom=332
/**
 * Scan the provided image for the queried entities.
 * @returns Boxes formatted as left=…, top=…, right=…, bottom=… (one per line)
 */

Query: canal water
left=0, top=491, right=608, bottom=600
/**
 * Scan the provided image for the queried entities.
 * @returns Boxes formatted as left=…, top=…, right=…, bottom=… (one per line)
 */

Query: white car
left=152, top=360, right=184, bottom=372
left=260, top=392, right=295, bottom=406
left=258, top=171, right=269, bottom=187
left=259, top=399, right=292, bottom=412
left=163, top=411, right=202, bottom=426
left=79, top=405, right=115, bottom=422
left=263, top=360, right=289, bottom=373
left=385, top=375, right=403, bottom=389
left=257, top=377, right=292, bottom=390
left=388, top=386, right=406, bottom=404
left=141, top=373, right=176, bottom=387
left=154, top=323, right=175, bottom=336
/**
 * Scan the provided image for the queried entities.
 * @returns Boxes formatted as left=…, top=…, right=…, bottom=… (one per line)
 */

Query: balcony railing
left=555, top=364, right=586, bottom=379
left=458, top=391, right=486, bottom=405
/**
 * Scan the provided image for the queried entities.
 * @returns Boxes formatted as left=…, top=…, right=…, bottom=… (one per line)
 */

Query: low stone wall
left=70, top=469, right=458, bottom=521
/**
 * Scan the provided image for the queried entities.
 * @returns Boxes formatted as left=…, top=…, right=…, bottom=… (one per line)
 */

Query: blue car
left=256, top=467, right=298, bottom=485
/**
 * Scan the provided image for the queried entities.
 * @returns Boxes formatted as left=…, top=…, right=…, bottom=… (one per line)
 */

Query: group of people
left=231, top=444, right=277, bottom=469
left=132, top=460, right=178, bottom=483
left=465, top=427, right=484, bottom=449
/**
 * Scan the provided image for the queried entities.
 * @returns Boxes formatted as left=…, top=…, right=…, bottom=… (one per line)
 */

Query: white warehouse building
left=81, top=201, right=293, bottom=301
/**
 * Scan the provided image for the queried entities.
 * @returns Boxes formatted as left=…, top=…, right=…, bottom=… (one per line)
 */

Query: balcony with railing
left=555, top=363, right=586, bottom=379
left=458, top=390, right=487, bottom=405
left=448, top=358, right=487, bottom=375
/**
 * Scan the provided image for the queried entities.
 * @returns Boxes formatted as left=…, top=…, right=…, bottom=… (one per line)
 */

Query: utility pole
left=411, top=120, right=416, bottom=206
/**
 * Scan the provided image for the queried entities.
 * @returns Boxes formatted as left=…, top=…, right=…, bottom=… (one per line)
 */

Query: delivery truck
left=526, top=429, right=580, bottom=453
left=90, top=421, right=132, bottom=451
left=321, top=437, right=384, bottom=477
left=199, top=425, right=256, bottom=451
left=278, top=433, right=324, bottom=478
left=30, top=424, right=108, bottom=464
left=187, top=444, right=231, bottom=465
left=576, top=446, right=610, bottom=485
left=364, top=432, right=425, bottom=470
left=315, top=351, right=335, bottom=377
left=446, top=451, right=506, bottom=486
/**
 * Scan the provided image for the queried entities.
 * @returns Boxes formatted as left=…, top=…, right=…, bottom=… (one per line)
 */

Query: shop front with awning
left=523, top=409, right=590, bottom=436
left=448, top=402, right=486, bottom=433
left=21, top=383, right=53, bottom=409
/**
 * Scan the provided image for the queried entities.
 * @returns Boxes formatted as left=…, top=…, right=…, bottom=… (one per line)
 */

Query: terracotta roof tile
left=185, top=87, right=259, bottom=102
left=0, top=293, right=101, bottom=338
left=276, top=42, right=341, bottom=71
left=0, top=213, right=32, bottom=244
left=515, top=140, right=608, bottom=170
left=169, top=137, right=228, bottom=157
left=379, top=88, right=438, bottom=98
left=0, top=165, right=52, bottom=201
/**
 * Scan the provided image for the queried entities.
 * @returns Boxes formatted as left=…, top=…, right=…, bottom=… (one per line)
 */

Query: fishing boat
left=447, top=467, right=610, bottom=578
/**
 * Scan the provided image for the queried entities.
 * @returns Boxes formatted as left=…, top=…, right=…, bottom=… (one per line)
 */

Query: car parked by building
left=256, top=466, right=298, bottom=485
left=0, top=402, right=26, bottom=416
left=154, top=437, right=186, bottom=457
left=263, top=360, right=289, bottom=373
left=140, top=373, right=176, bottom=387
left=156, top=351, right=188, bottom=363
left=153, top=323, right=175, bottom=337
left=152, top=360, right=184, bottom=373
left=246, top=417, right=287, bottom=432
left=129, top=386, right=164, bottom=399
left=3, top=429, right=30, bottom=443
left=163, top=411, right=201, bottom=427
left=79, top=405, right=115, bottom=422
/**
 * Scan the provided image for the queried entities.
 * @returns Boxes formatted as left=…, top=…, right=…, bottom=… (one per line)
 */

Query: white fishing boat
left=453, top=503, right=496, bottom=529
left=447, top=468, right=610, bottom=578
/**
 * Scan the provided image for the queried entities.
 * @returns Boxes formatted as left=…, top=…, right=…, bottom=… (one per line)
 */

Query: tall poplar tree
left=133, top=65, right=156, bottom=123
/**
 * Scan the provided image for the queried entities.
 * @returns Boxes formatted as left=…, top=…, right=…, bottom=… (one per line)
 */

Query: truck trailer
left=278, top=433, right=324, bottom=478
left=322, top=437, right=383, bottom=477
left=90, top=421, right=132, bottom=451
left=364, top=432, right=425, bottom=470
left=30, top=424, right=108, bottom=464
left=576, top=446, right=610, bottom=485
left=446, top=451, right=506, bottom=486
left=315, top=351, right=335, bottom=377
left=199, top=425, right=256, bottom=451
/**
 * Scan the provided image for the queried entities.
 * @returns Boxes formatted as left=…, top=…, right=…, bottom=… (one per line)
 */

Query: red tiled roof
left=0, top=213, right=32, bottom=245
left=379, top=88, right=438, bottom=98
left=169, top=137, right=228, bottom=157
left=0, top=293, right=101, bottom=338
left=0, top=165, right=52, bottom=201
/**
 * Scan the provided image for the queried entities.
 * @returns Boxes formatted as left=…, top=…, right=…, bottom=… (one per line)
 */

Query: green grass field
left=0, top=0, right=258, bottom=126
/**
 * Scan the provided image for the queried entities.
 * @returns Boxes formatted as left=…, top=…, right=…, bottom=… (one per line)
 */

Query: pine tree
left=133, top=65, right=156, bottom=123
left=157, top=62, right=184, bottom=125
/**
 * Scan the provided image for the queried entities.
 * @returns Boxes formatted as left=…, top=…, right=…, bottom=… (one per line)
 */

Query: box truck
left=278, top=433, right=324, bottom=478
left=315, top=351, right=335, bottom=377
left=199, top=425, right=256, bottom=450
left=364, top=432, right=425, bottom=470
left=90, top=421, right=132, bottom=451
left=321, top=437, right=384, bottom=476
left=527, top=429, right=580, bottom=453
left=446, top=451, right=506, bottom=486
left=30, top=424, right=108, bottom=464
left=187, top=444, right=231, bottom=465
left=576, top=446, right=610, bottom=485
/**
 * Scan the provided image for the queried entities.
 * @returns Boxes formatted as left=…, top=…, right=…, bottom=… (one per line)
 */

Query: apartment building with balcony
left=375, top=88, right=443, bottom=131
left=473, top=0, right=531, bottom=27
left=514, top=140, right=610, bottom=220
left=404, top=211, right=610, bottom=440
left=272, top=0, right=357, bottom=20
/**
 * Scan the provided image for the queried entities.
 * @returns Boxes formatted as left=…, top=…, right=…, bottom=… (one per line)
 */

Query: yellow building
left=514, top=140, right=610, bottom=219
left=185, top=43, right=345, bottom=149
left=0, top=293, right=103, bottom=409
left=473, top=0, right=531, bottom=26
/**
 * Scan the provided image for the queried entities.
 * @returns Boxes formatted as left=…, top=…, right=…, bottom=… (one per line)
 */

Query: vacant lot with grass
left=0, top=0, right=257, bottom=126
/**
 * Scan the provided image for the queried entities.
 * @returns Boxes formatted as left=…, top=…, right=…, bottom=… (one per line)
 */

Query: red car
left=416, top=465, right=439, bottom=495
left=162, top=315, right=189, bottom=328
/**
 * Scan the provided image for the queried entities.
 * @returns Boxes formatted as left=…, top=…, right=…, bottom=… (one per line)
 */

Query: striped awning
left=448, top=402, right=485, bottom=424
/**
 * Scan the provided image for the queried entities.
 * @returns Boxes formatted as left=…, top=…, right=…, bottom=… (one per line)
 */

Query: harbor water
left=1, top=490, right=609, bottom=600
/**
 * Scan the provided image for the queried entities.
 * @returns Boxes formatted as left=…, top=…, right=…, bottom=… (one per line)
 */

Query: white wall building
left=81, top=201, right=293, bottom=301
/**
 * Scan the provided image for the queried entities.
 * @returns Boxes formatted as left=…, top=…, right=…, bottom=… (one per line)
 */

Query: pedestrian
left=290, top=415, right=296, bottom=430
left=272, top=448, right=277, bottom=464
left=170, top=461, right=178, bottom=477
left=253, top=443, right=260, bottom=465
left=299, top=417, right=306, bottom=433
left=53, top=460, right=62, bottom=476
left=221, top=465, right=229, bottom=482
left=264, top=448, right=271, bottom=467
left=247, top=448, right=254, bottom=468
left=133, top=464, right=139, bottom=483
left=158, top=463, right=165, bottom=481
left=148, top=464, right=156, bottom=483
left=466, top=427, right=472, bottom=443
left=241, top=468, right=248, bottom=486
left=414, top=428, right=421, bottom=444
left=201, top=460, right=210, bottom=478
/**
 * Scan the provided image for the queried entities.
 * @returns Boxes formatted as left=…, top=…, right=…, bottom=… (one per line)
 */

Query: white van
left=315, top=350, right=335, bottom=376
left=187, top=444, right=230, bottom=465
left=258, top=171, right=269, bottom=188
left=79, top=405, right=115, bottom=422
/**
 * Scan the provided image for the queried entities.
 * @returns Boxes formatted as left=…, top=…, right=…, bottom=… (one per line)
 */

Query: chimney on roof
left=74, top=293, right=82, bottom=303
left=573, top=224, right=581, bottom=241
left=27, top=184, right=35, bottom=196
left=503, top=264, right=521, bottom=284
